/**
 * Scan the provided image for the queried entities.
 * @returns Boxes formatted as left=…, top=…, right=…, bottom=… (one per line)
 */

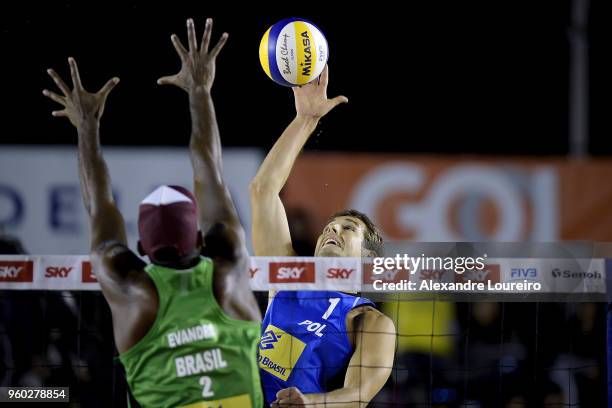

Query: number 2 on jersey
left=199, top=376, right=214, bottom=398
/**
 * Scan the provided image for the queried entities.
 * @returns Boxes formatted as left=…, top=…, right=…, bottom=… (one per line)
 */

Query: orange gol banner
left=282, top=154, right=612, bottom=242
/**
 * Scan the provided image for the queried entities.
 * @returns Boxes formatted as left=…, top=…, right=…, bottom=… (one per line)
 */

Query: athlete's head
left=314, top=209, right=383, bottom=258
left=137, top=185, right=202, bottom=265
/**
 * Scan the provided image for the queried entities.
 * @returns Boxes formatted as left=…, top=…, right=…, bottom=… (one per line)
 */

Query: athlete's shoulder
left=350, top=306, right=395, bottom=333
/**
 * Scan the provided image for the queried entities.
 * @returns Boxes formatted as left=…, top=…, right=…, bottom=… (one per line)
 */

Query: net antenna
left=568, top=0, right=590, bottom=158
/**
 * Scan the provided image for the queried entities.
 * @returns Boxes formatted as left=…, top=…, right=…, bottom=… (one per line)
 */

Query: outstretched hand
left=158, top=18, right=227, bottom=93
left=293, top=65, right=348, bottom=120
left=43, top=57, right=119, bottom=128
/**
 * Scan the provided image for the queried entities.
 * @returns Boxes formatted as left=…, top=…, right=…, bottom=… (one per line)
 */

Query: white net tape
left=0, top=255, right=606, bottom=293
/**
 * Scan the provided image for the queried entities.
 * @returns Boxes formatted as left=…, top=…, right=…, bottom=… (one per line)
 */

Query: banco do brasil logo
left=259, top=330, right=282, bottom=350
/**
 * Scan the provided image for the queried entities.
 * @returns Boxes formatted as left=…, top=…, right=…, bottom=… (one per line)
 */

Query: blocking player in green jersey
left=43, top=18, right=262, bottom=408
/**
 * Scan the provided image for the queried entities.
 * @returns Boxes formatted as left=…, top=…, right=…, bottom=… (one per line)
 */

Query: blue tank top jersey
left=258, top=291, right=374, bottom=404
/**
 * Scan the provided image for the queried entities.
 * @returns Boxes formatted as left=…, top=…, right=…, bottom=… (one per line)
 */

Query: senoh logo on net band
left=0, top=261, right=34, bottom=282
left=270, top=262, right=315, bottom=283
left=45, top=266, right=73, bottom=278
left=551, top=268, right=602, bottom=279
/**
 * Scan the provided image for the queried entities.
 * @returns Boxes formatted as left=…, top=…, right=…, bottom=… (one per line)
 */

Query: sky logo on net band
left=45, top=266, right=73, bottom=278
left=0, top=261, right=34, bottom=282
left=269, top=262, right=315, bottom=283
left=362, top=263, right=410, bottom=284
left=326, top=268, right=355, bottom=280
left=81, top=262, right=97, bottom=283
left=455, top=264, right=501, bottom=284
left=419, top=269, right=448, bottom=281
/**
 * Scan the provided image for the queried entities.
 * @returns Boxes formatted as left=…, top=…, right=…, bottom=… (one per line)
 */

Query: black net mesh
left=0, top=289, right=606, bottom=407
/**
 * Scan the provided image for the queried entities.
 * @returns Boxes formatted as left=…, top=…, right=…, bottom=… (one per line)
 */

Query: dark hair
left=328, top=209, right=384, bottom=256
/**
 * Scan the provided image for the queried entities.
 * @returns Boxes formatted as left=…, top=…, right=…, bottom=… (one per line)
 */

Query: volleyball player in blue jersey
left=250, top=66, right=396, bottom=407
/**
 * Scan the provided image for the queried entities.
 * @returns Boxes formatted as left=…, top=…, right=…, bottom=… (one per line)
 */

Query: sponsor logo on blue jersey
left=259, top=329, right=282, bottom=350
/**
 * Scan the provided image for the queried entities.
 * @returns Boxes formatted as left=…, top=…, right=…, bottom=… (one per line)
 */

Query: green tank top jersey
left=119, top=257, right=263, bottom=408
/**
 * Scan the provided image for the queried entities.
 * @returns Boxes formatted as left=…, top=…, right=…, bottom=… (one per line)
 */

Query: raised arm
left=44, top=58, right=122, bottom=247
left=249, top=66, right=348, bottom=256
left=42, top=59, right=142, bottom=298
left=158, top=18, right=245, bottom=260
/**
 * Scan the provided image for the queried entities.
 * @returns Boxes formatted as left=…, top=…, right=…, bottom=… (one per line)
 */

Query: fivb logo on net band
left=510, top=267, right=538, bottom=280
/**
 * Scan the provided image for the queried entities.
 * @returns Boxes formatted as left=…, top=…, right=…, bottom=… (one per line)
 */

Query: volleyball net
left=0, top=248, right=610, bottom=406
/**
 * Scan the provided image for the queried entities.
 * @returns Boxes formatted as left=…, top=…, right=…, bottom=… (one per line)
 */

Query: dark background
left=1, top=2, right=611, bottom=407
left=0, top=1, right=610, bottom=155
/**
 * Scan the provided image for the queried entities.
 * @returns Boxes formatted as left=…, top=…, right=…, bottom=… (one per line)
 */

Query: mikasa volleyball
left=259, top=18, right=329, bottom=86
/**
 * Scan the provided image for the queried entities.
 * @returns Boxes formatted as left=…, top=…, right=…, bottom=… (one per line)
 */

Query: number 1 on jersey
left=322, top=298, right=340, bottom=320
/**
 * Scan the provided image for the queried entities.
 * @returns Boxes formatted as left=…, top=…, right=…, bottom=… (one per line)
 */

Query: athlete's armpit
left=94, top=239, right=129, bottom=258
left=91, top=240, right=147, bottom=287
left=202, top=222, right=248, bottom=263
